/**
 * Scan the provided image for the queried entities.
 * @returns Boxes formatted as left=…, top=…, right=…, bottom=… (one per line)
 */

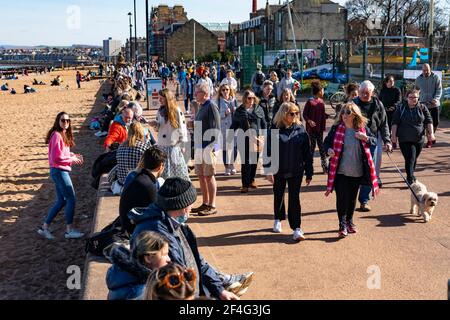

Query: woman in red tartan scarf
left=323, top=102, right=379, bottom=238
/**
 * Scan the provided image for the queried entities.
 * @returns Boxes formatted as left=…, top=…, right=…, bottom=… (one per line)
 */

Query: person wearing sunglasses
left=354, top=80, right=392, bottom=212
left=217, top=84, right=238, bottom=176
left=231, top=90, right=267, bottom=193
left=323, top=103, right=378, bottom=238
left=391, top=89, right=434, bottom=185
left=144, top=263, right=196, bottom=300
left=38, top=112, right=84, bottom=240
left=265, top=102, right=313, bottom=241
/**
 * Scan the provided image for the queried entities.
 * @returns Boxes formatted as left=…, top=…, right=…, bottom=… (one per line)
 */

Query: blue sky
left=0, top=0, right=348, bottom=46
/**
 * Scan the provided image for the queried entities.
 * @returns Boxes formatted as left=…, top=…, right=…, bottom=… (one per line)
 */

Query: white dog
left=410, top=181, right=438, bottom=222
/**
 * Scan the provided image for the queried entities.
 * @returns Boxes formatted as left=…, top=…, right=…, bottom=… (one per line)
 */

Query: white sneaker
left=65, top=229, right=85, bottom=239
left=293, top=228, right=306, bottom=242
left=230, top=167, right=237, bottom=175
left=38, top=228, right=55, bottom=240
left=273, top=220, right=282, bottom=233
left=224, top=167, right=231, bottom=176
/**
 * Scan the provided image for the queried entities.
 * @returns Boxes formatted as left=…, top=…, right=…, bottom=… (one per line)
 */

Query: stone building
left=226, top=0, right=347, bottom=52
left=165, top=19, right=219, bottom=63
left=125, top=37, right=147, bottom=62
left=149, top=5, right=189, bottom=58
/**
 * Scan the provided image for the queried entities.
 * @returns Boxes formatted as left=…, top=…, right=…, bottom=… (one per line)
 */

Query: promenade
left=187, top=99, right=450, bottom=300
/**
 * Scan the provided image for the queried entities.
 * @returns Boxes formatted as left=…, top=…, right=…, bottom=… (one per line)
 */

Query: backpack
left=255, top=72, right=265, bottom=86
left=85, top=217, right=129, bottom=257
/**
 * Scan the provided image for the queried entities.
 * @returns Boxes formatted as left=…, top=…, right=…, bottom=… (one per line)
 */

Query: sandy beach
left=0, top=70, right=104, bottom=299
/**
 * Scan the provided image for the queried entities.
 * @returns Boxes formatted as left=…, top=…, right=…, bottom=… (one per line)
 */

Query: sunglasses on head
left=342, top=109, right=352, bottom=115
left=60, top=118, right=71, bottom=123
left=157, top=268, right=196, bottom=290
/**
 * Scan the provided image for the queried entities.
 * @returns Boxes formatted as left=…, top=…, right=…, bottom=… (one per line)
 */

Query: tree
left=346, top=0, right=448, bottom=42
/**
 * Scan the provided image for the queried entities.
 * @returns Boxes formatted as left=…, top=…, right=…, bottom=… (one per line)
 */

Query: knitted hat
left=156, top=177, right=197, bottom=211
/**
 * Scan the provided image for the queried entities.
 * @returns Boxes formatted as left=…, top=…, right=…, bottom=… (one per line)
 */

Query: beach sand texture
left=0, top=70, right=103, bottom=299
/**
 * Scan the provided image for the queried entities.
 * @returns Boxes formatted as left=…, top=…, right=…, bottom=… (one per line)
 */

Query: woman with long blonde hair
left=153, top=88, right=189, bottom=181
left=217, top=83, right=238, bottom=175
left=323, top=102, right=378, bottom=238
left=114, top=122, right=152, bottom=189
left=266, top=102, right=313, bottom=241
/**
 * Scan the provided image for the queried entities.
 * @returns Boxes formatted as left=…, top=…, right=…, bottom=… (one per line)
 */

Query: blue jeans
left=45, top=168, right=76, bottom=225
left=358, top=143, right=377, bottom=205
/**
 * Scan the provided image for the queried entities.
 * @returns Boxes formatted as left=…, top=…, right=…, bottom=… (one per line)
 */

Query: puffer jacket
left=105, top=246, right=151, bottom=300
left=104, top=114, right=128, bottom=148
left=129, top=204, right=224, bottom=299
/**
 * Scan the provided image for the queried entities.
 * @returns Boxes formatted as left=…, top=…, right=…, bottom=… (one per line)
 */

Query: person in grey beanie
left=129, top=177, right=254, bottom=299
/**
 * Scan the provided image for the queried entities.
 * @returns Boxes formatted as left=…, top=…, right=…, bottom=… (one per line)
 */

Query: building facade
left=165, top=19, right=219, bottom=63
left=125, top=37, right=147, bottom=62
left=149, top=5, right=189, bottom=59
left=227, top=0, right=347, bottom=52
left=103, top=38, right=122, bottom=62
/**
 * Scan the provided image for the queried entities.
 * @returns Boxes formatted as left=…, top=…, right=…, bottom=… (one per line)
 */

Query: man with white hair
left=415, top=63, right=442, bottom=147
left=192, top=83, right=221, bottom=216
left=354, top=80, right=392, bottom=212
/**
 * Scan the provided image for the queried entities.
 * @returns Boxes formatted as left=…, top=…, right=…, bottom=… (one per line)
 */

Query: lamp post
left=128, top=12, right=133, bottom=63
left=134, top=0, right=137, bottom=64
left=146, top=0, right=150, bottom=76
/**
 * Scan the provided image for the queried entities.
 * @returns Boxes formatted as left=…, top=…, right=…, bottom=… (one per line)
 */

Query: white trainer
left=65, top=229, right=85, bottom=239
left=293, top=228, right=306, bottom=242
left=273, top=220, right=282, bottom=233
left=38, top=228, right=55, bottom=240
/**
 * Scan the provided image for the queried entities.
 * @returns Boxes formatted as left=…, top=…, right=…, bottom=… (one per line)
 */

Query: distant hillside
left=0, top=44, right=102, bottom=50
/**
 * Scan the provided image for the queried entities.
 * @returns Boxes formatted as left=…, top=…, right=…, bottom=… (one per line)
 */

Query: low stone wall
left=80, top=174, right=119, bottom=300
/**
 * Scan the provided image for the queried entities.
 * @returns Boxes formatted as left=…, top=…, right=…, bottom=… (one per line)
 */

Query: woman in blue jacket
left=106, top=231, right=171, bottom=300
left=265, top=102, right=313, bottom=242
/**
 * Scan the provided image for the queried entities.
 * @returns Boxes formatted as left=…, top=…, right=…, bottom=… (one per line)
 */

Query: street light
left=134, top=0, right=137, bottom=64
left=128, top=12, right=133, bottom=62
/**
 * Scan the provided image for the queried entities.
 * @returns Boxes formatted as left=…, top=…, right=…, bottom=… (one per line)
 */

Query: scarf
left=326, top=123, right=379, bottom=196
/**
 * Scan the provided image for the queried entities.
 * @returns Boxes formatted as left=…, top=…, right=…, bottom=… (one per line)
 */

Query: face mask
left=176, top=213, right=189, bottom=224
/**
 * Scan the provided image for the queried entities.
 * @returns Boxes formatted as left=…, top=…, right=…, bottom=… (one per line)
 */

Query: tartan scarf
left=326, top=123, right=379, bottom=196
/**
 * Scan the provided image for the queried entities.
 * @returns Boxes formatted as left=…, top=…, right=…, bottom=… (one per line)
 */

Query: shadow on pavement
left=360, top=212, right=421, bottom=227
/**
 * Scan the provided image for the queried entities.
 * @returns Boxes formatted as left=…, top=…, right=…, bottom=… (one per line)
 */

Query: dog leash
left=385, top=151, right=421, bottom=203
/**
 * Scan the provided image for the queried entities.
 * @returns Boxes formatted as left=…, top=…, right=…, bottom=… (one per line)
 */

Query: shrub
left=441, top=100, right=450, bottom=119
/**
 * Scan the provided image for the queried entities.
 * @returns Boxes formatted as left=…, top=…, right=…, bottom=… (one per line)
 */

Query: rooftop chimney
left=252, top=0, right=257, bottom=13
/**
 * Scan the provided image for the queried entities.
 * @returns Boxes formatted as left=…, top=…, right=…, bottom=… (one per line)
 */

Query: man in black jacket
left=354, top=80, right=393, bottom=211
left=119, top=146, right=166, bottom=235
left=258, top=80, right=277, bottom=126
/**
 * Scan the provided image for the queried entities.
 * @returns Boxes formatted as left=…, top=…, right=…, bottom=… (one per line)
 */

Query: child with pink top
left=38, top=112, right=85, bottom=240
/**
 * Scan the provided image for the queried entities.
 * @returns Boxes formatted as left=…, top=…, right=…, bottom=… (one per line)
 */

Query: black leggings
left=240, top=141, right=259, bottom=188
left=273, top=175, right=302, bottom=230
left=335, top=174, right=361, bottom=227
left=399, top=141, right=423, bottom=184
left=309, top=132, right=327, bottom=169
left=429, top=107, right=439, bottom=132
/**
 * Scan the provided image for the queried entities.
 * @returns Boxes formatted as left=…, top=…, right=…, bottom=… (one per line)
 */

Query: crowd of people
left=38, top=59, right=443, bottom=300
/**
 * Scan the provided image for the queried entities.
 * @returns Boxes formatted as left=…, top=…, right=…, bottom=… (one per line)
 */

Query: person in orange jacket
left=104, top=108, right=134, bottom=151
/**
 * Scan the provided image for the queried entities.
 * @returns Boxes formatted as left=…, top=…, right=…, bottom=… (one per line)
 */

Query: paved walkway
left=183, top=99, right=450, bottom=300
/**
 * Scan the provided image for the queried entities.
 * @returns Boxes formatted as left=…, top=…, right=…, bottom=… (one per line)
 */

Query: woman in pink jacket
left=38, top=112, right=85, bottom=240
